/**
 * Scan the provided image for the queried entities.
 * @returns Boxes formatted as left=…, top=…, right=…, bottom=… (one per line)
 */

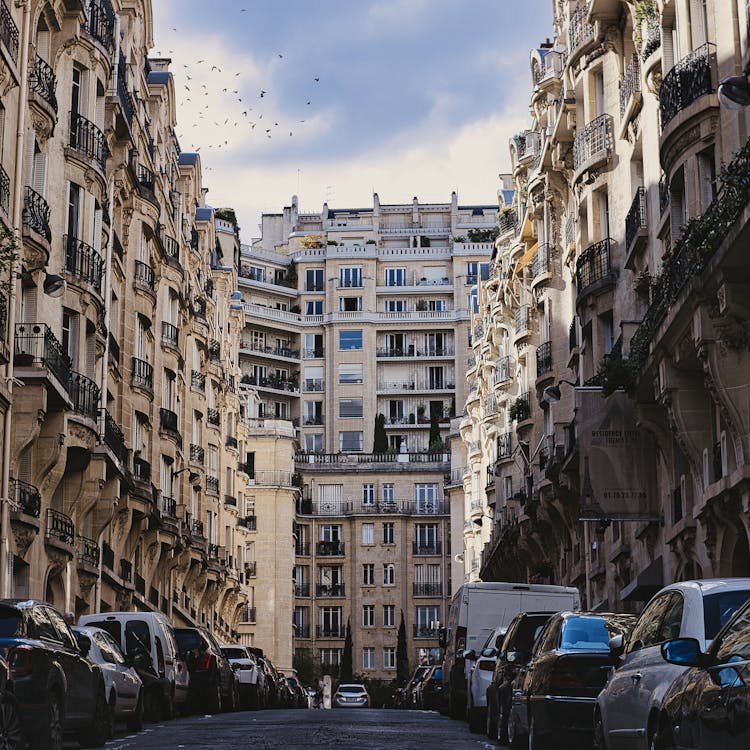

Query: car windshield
left=338, top=685, right=365, bottom=693
left=0, top=612, right=21, bottom=637
left=560, top=616, right=628, bottom=651
left=703, top=590, right=750, bottom=639
left=86, top=620, right=121, bottom=643
left=175, top=630, right=203, bottom=654
left=222, top=647, right=247, bottom=659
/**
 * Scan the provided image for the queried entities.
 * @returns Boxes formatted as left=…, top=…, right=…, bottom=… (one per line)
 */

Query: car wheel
left=30, top=690, right=63, bottom=750
left=161, top=688, right=174, bottom=721
left=126, top=691, right=144, bottom=732
left=507, top=709, right=527, bottom=750
left=207, top=679, right=222, bottom=714
left=78, top=686, right=109, bottom=748
left=106, top=691, right=116, bottom=739
left=0, top=691, right=23, bottom=750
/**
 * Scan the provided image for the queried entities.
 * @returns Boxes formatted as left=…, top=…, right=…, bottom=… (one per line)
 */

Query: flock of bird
left=152, top=8, right=321, bottom=167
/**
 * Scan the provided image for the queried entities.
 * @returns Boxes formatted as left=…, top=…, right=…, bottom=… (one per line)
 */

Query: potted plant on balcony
left=416, top=404, right=426, bottom=423
left=509, top=396, right=530, bottom=423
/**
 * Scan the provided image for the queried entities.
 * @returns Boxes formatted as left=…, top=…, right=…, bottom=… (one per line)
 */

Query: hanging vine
left=0, top=218, right=20, bottom=298
left=633, top=0, right=656, bottom=50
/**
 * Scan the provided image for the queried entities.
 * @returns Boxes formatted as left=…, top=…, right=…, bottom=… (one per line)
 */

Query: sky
left=151, top=0, right=553, bottom=241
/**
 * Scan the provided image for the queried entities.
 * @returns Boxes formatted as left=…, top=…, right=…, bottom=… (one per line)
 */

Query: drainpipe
left=0, top=0, right=32, bottom=599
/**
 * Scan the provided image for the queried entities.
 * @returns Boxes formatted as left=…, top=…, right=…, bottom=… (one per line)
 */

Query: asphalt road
left=73, top=708, right=502, bottom=750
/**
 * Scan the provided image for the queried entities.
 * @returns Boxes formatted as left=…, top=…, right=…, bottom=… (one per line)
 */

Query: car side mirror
left=77, top=634, right=92, bottom=657
left=661, top=638, right=707, bottom=668
left=609, top=634, right=625, bottom=663
left=506, top=650, right=526, bottom=664
left=462, top=649, right=477, bottom=661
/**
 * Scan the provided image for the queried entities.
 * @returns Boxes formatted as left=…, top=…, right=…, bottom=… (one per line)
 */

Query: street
left=80, top=709, right=501, bottom=750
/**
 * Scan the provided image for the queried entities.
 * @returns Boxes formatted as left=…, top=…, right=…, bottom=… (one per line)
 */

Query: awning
left=620, top=556, right=664, bottom=603
left=515, top=241, right=538, bottom=272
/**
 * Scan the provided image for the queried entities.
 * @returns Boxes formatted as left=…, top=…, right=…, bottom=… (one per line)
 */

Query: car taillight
left=548, top=665, right=584, bottom=690
left=477, top=659, right=495, bottom=671
left=197, top=652, right=212, bottom=671
left=9, top=646, right=34, bottom=677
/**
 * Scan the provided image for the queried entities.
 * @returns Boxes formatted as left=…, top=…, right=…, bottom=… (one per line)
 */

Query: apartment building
left=237, top=194, right=496, bottom=678
left=461, top=0, right=750, bottom=610
left=0, top=0, right=297, bottom=668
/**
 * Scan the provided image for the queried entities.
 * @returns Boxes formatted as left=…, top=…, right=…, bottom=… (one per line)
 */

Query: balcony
left=316, top=583, right=345, bottom=597
left=376, top=379, right=455, bottom=393
left=303, top=378, right=324, bottom=392
left=103, top=410, right=127, bottom=464
left=572, top=114, right=613, bottom=179
left=134, top=260, right=155, bottom=292
left=295, top=543, right=310, bottom=556
left=69, top=371, right=100, bottom=420
left=496, top=432, right=512, bottom=461
left=226, top=435, right=238, bottom=449
left=659, top=44, right=712, bottom=130
left=136, top=163, right=156, bottom=200
left=161, top=495, right=177, bottom=518
left=133, top=457, right=151, bottom=485
left=303, top=416, right=324, bottom=426
left=64, top=235, right=103, bottom=294
left=9, top=478, right=40, bottom=517
left=495, top=355, right=514, bottom=384
left=511, top=392, right=532, bottom=424
left=412, top=541, right=442, bottom=556
left=316, top=626, right=346, bottom=638
left=576, top=238, right=614, bottom=299
left=191, top=370, right=205, bottom=391
left=514, top=305, right=531, bottom=336
left=206, top=475, right=219, bottom=494
left=642, top=15, right=661, bottom=60
left=413, top=582, right=442, bottom=596
left=14, top=323, right=71, bottom=390
left=568, top=2, right=595, bottom=55
left=224, top=494, right=237, bottom=508
left=241, top=341, right=300, bottom=360
left=241, top=374, right=298, bottom=394
left=0, top=164, right=8, bottom=216
left=69, top=113, right=108, bottom=173
left=246, top=470, right=295, bottom=486
left=207, top=339, right=221, bottom=361
left=238, top=515, right=256, bottom=530
left=22, top=186, right=51, bottom=243
left=190, top=518, right=205, bottom=539
left=303, top=347, right=324, bottom=359
left=193, top=297, right=207, bottom=321
left=76, top=535, right=100, bottom=570
left=294, top=624, right=310, bottom=638
left=46, top=508, right=74, bottom=546
left=241, top=607, right=257, bottom=624
left=84, top=0, right=115, bottom=50
left=120, top=559, right=132, bottom=583
left=413, top=625, right=440, bottom=639
left=0, top=0, right=18, bottom=63
left=316, top=541, right=345, bottom=556
left=131, top=357, right=153, bottom=393
left=244, top=561, right=257, bottom=577
left=29, top=54, right=57, bottom=113
left=619, top=53, right=641, bottom=123
left=188, top=445, right=204, bottom=467
left=625, top=188, right=648, bottom=266
left=159, top=407, right=179, bottom=437
left=207, top=408, right=220, bottom=427
left=531, top=243, right=550, bottom=280
left=376, top=346, right=454, bottom=359
left=160, top=232, right=179, bottom=264
left=294, top=583, right=310, bottom=597
left=162, top=322, right=178, bottom=348
left=536, top=341, right=552, bottom=376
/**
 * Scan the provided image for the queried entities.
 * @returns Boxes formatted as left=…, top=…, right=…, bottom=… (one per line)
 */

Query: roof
left=195, top=207, right=214, bottom=222
left=147, top=71, right=171, bottom=86
left=178, top=152, right=199, bottom=166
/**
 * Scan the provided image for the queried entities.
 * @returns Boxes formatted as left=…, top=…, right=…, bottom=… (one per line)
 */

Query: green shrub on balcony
left=509, top=397, right=530, bottom=422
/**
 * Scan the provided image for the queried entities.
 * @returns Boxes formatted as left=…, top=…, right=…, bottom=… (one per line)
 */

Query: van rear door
left=465, top=589, right=523, bottom=652
left=519, top=590, right=579, bottom=614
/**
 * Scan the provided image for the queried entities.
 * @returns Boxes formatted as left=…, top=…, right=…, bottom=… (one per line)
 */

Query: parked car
left=220, top=645, right=260, bottom=709
left=175, top=627, right=237, bottom=713
left=275, top=673, right=295, bottom=707
left=417, top=665, right=443, bottom=710
left=246, top=647, right=271, bottom=708
left=485, top=611, right=554, bottom=743
left=78, top=611, right=189, bottom=721
left=402, top=665, right=431, bottom=709
left=654, top=596, right=750, bottom=750
left=594, top=579, right=750, bottom=750
left=509, top=611, right=635, bottom=750
left=466, top=624, right=507, bottom=732
left=0, top=600, right=109, bottom=749
left=0, top=653, right=22, bottom=749
left=333, top=683, right=371, bottom=708
left=284, top=674, right=307, bottom=708
left=73, top=626, right=143, bottom=733
left=256, top=655, right=280, bottom=707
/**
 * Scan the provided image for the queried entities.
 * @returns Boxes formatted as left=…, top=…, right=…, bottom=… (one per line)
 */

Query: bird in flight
left=314, top=77, right=320, bottom=82
left=260, top=90, right=266, bottom=98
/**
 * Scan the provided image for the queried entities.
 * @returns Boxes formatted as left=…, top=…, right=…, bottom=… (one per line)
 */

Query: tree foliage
left=396, top=610, right=409, bottom=685
left=373, top=413, right=388, bottom=454
left=340, top=618, right=353, bottom=683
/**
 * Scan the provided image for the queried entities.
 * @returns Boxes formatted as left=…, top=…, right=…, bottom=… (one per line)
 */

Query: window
left=626, top=594, right=673, bottom=653
left=697, top=146, right=717, bottom=212
left=426, top=299, right=446, bottom=311
left=385, top=299, right=407, bottom=313
left=339, top=266, right=362, bottom=288
left=339, top=297, right=362, bottom=312
left=383, top=563, right=395, bottom=586
left=306, top=269, right=323, bottom=292
left=415, top=484, right=439, bottom=513
left=383, top=522, right=395, bottom=544
left=362, top=647, right=375, bottom=670
left=383, top=647, right=396, bottom=669
left=385, top=268, right=406, bottom=286
left=362, top=523, right=374, bottom=545
left=320, top=648, right=342, bottom=667
left=416, top=606, right=440, bottom=635
left=339, top=330, right=363, bottom=350
left=383, top=605, right=395, bottom=627
left=601, top=312, right=614, bottom=355
left=383, top=484, right=395, bottom=502
left=415, top=524, right=438, bottom=549
left=363, top=563, right=375, bottom=586
left=305, top=300, right=323, bottom=315
left=340, top=398, right=363, bottom=418
left=320, top=524, right=342, bottom=542
left=304, top=433, right=324, bottom=452
left=304, top=366, right=323, bottom=392
left=304, top=401, right=323, bottom=425
left=320, top=607, right=343, bottom=634
left=339, top=363, right=363, bottom=384
left=339, top=431, right=363, bottom=452
left=466, top=262, right=478, bottom=285
left=362, top=484, right=375, bottom=505
left=363, top=605, right=375, bottom=628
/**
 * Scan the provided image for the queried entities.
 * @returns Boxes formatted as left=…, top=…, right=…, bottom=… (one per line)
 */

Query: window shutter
left=32, top=152, right=46, bottom=196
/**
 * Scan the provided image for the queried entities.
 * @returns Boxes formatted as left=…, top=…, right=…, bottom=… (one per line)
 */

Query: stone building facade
left=461, top=0, right=750, bottom=611
left=0, top=0, right=297, bottom=669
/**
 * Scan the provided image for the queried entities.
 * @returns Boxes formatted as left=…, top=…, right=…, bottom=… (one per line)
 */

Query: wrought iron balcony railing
left=29, top=54, right=57, bottom=112
left=9, top=478, right=40, bottom=517
left=413, top=582, right=442, bottom=596
left=532, top=243, right=550, bottom=278
left=69, top=371, right=100, bottom=420
left=568, top=2, right=595, bottom=53
left=625, top=187, right=648, bottom=254
left=238, top=515, right=256, bottom=530
left=85, top=0, right=115, bottom=49
left=131, top=357, right=153, bottom=391
left=64, top=235, right=103, bottom=293
left=15, top=323, right=71, bottom=387
left=22, top=186, right=51, bottom=242
left=206, top=475, right=219, bottom=494
left=413, top=625, right=440, bottom=639
left=0, top=0, right=19, bottom=63
left=0, top=164, right=9, bottom=215
left=295, top=543, right=310, bottom=557
left=536, top=341, right=552, bottom=376
left=161, top=232, right=179, bottom=261
left=77, top=534, right=100, bottom=567
left=133, top=456, right=151, bottom=484
left=642, top=15, right=661, bottom=60
left=244, top=561, right=257, bottom=577
left=161, top=322, right=178, bottom=348
left=136, top=163, right=155, bottom=194
left=207, top=408, right=220, bottom=427
left=514, top=305, right=530, bottom=334
left=412, top=542, right=442, bottom=556
left=316, top=541, right=345, bottom=556
left=117, top=53, right=135, bottom=128
left=619, top=53, right=641, bottom=119
left=293, top=624, right=310, bottom=638
left=294, top=583, right=310, bottom=596
left=193, top=297, right=207, bottom=320
left=134, top=260, right=155, bottom=291
left=46, top=508, right=74, bottom=545
left=316, top=583, right=346, bottom=597
left=659, top=44, right=712, bottom=129
left=576, top=238, right=613, bottom=292
left=497, top=432, right=512, bottom=460
left=316, top=626, right=345, bottom=638
left=159, top=407, right=178, bottom=435
left=495, top=355, right=514, bottom=383
left=191, top=370, right=205, bottom=391
left=103, top=409, right=127, bottom=464
left=189, top=444, right=204, bottom=465
left=69, top=113, right=108, bottom=172
left=191, top=518, right=205, bottom=538
left=573, top=114, right=612, bottom=173
left=161, top=495, right=177, bottom=518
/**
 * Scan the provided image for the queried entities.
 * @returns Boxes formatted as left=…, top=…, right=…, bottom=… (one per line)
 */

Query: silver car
left=594, top=579, right=750, bottom=750
left=333, top=683, right=371, bottom=708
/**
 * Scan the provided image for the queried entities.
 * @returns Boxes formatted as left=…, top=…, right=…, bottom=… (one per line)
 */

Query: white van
left=78, top=611, right=190, bottom=720
left=440, top=582, right=580, bottom=719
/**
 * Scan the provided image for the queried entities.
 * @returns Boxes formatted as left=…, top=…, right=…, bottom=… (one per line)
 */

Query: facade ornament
left=11, top=522, right=38, bottom=558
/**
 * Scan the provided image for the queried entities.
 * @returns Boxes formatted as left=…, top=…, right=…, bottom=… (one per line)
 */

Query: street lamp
left=42, top=272, right=66, bottom=298
left=718, top=65, right=750, bottom=109
left=542, top=378, right=578, bottom=404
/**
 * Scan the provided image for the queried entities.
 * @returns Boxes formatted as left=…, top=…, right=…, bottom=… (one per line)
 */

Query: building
left=463, top=0, right=750, bottom=610
left=0, top=0, right=298, bottom=668
left=237, top=194, right=496, bottom=678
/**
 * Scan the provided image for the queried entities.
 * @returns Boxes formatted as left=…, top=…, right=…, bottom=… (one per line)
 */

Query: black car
left=418, top=665, right=444, bottom=710
left=0, top=600, right=109, bottom=750
left=174, top=627, right=237, bottom=713
left=486, top=611, right=555, bottom=743
left=0, top=653, right=21, bottom=749
left=508, top=611, right=635, bottom=750
left=654, top=597, right=750, bottom=750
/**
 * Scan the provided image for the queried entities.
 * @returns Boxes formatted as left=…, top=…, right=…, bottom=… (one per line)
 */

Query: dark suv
left=0, top=600, right=109, bottom=749
left=174, top=627, right=237, bottom=713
